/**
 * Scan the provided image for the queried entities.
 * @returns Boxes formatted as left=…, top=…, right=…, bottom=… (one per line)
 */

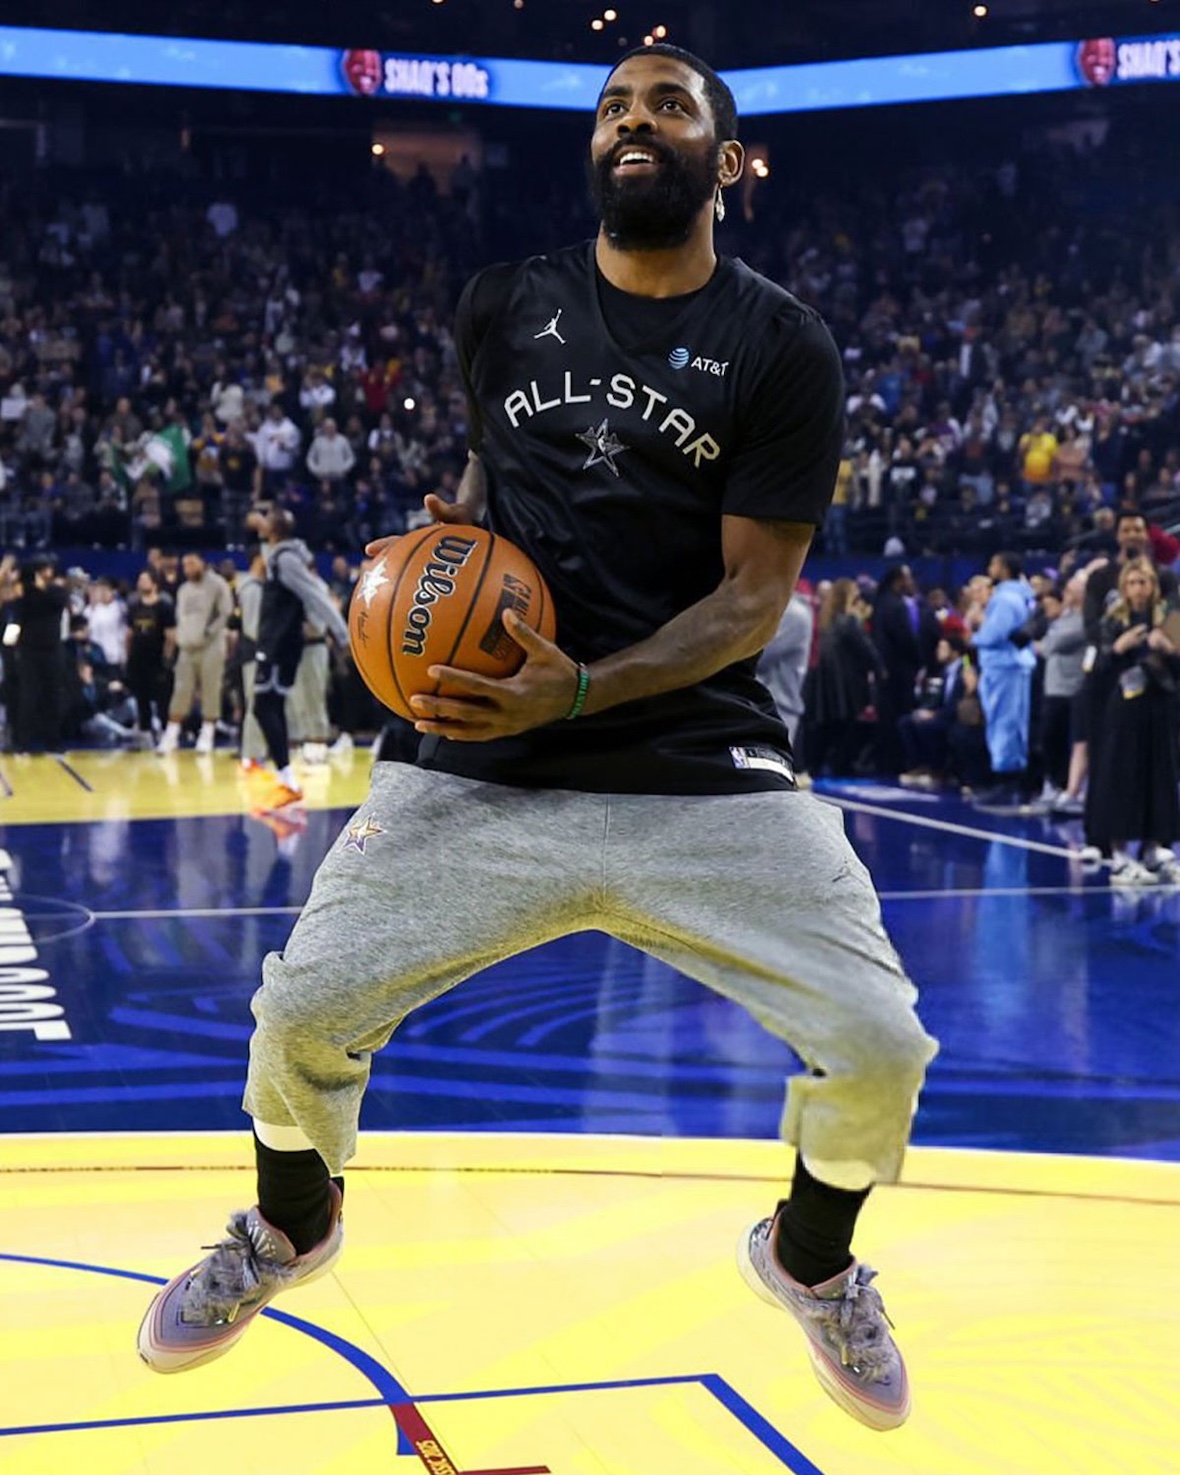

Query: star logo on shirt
left=577, top=418, right=628, bottom=477
left=358, top=561, right=391, bottom=609
left=343, top=815, right=384, bottom=855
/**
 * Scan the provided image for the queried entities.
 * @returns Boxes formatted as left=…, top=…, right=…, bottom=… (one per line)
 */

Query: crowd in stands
left=2, top=127, right=1180, bottom=562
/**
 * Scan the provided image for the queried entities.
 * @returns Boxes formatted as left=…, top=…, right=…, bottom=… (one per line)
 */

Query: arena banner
left=0, top=24, right=1179, bottom=113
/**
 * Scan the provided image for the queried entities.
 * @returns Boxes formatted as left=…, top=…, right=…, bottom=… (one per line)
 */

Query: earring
left=714, top=186, right=726, bottom=223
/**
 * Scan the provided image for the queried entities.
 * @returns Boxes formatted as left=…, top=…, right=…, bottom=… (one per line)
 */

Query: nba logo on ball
left=668, top=346, right=691, bottom=370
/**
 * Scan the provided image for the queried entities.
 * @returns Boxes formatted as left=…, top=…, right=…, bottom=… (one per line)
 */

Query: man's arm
left=274, top=553, right=350, bottom=646
left=409, top=516, right=813, bottom=741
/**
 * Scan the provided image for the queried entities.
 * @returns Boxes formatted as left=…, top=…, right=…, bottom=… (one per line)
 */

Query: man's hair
left=995, top=550, right=1024, bottom=580
left=1117, top=507, right=1147, bottom=528
left=606, top=44, right=738, bottom=143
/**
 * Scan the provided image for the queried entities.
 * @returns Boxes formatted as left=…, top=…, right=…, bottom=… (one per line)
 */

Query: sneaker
left=329, top=732, right=354, bottom=758
left=155, top=727, right=180, bottom=756
left=269, top=783, right=304, bottom=810
left=301, top=741, right=329, bottom=765
left=1111, top=856, right=1158, bottom=887
left=737, top=1217, right=910, bottom=1431
left=195, top=725, right=216, bottom=755
left=138, top=1185, right=343, bottom=1373
left=1152, top=858, right=1180, bottom=886
left=971, top=781, right=1023, bottom=810
left=1050, top=795, right=1085, bottom=818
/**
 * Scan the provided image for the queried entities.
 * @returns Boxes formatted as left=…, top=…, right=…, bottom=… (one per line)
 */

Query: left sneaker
left=737, top=1217, right=910, bottom=1431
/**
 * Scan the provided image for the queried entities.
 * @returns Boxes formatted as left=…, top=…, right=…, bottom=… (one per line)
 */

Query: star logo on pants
left=577, top=417, right=628, bottom=477
left=343, top=815, right=384, bottom=854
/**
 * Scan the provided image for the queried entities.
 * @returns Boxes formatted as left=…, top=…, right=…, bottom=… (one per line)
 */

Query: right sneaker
left=737, top=1216, right=910, bottom=1431
left=1111, top=856, right=1159, bottom=888
left=138, top=1185, right=343, bottom=1373
left=269, top=782, right=304, bottom=810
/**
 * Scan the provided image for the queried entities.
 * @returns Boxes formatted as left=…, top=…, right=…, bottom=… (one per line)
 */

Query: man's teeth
left=617, top=151, right=656, bottom=165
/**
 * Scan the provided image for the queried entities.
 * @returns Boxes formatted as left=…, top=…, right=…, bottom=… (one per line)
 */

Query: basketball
left=349, top=523, right=557, bottom=720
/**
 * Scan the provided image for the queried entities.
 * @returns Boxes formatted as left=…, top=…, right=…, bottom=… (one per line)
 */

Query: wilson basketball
left=349, top=523, right=557, bottom=721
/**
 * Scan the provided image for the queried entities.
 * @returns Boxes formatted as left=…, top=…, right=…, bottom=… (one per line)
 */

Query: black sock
left=774, top=1157, right=871, bottom=1288
left=254, top=1133, right=342, bottom=1255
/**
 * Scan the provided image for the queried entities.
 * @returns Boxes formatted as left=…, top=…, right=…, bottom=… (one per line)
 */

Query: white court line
left=823, top=795, right=1078, bottom=857
left=89, top=906, right=303, bottom=920
left=877, top=886, right=1109, bottom=901
left=82, top=890, right=1122, bottom=921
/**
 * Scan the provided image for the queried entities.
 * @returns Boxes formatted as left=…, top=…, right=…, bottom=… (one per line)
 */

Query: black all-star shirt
left=414, top=240, right=844, bottom=794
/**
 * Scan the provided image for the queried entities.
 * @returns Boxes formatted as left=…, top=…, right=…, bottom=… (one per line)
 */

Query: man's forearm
left=581, top=578, right=783, bottom=718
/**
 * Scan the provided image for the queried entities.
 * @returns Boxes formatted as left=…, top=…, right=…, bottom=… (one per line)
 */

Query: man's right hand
left=364, top=495, right=475, bottom=561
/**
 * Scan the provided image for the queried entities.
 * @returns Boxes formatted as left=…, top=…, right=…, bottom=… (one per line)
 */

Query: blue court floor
left=2, top=765, right=1176, bottom=1161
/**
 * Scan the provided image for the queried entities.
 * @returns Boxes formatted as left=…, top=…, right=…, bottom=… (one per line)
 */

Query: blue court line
left=0, top=1252, right=828, bottom=1473
left=0, top=1251, right=415, bottom=1455
left=0, top=1374, right=828, bottom=1473
left=0, top=1397, right=389, bottom=1439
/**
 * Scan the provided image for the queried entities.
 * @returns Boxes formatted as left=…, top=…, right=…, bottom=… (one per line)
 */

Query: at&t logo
left=667, top=345, right=729, bottom=377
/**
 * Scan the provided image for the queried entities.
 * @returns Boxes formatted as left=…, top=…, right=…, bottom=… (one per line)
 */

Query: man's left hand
left=409, top=611, right=581, bottom=742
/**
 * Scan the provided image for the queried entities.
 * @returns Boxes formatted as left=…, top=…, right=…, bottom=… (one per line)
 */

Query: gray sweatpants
left=244, top=765, right=937, bottom=1179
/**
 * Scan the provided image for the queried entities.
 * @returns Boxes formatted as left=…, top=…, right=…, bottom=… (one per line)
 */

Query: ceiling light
left=973, top=3, right=987, bottom=14
left=404, top=398, right=416, bottom=411
left=604, top=7, right=617, bottom=18
left=371, top=142, right=385, bottom=156
left=591, top=16, right=604, bottom=28
left=514, top=0, right=524, bottom=8
left=643, top=34, right=654, bottom=45
left=653, top=24, right=667, bottom=38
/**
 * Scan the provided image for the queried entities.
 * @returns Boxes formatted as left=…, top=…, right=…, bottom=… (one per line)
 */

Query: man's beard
left=589, top=140, right=718, bottom=251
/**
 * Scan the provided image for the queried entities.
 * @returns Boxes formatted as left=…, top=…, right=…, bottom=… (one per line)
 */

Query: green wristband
left=565, top=663, right=590, bottom=720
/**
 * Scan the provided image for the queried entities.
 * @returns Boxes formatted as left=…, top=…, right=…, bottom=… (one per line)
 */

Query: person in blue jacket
left=970, top=550, right=1037, bottom=806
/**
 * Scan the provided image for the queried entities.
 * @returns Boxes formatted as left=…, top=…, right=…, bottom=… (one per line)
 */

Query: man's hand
left=409, top=611, right=580, bottom=742
left=363, top=493, right=477, bottom=563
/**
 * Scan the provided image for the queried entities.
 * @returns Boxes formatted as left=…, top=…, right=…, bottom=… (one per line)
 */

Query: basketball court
left=1, top=751, right=1177, bottom=1474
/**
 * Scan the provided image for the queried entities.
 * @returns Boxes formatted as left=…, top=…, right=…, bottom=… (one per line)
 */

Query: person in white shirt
left=255, top=403, right=301, bottom=494
left=306, top=419, right=356, bottom=486
left=87, top=577, right=128, bottom=673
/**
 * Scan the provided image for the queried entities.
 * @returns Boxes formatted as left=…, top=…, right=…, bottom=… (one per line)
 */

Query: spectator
left=756, top=588, right=815, bottom=756
left=1036, top=573, right=1088, bottom=814
left=86, top=576, right=128, bottom=675
left=255, top=403, right=302, bottom=495
left=1086, top=559, right=1180, bottom=884
left=970, top=550, right=1037, bottom=807
left=306, top=418, right=356, bottom=487
left=156, top=552, right=234, bottom=755
left=125, top=568, right=175, bottom=742
left=5, top=556, right=69, bottom=753
left=807, top=578, right=883, bottom=777
left=871, top=565, right=922, bottom=771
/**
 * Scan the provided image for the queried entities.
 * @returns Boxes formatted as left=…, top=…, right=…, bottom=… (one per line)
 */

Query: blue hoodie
left=974, top=577, right=1036, bottom=672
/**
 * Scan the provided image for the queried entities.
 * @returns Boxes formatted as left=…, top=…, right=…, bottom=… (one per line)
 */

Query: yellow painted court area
left=1, top=1133, right=1177, bottom=1475
left=0, top=750, right=372, bottom=825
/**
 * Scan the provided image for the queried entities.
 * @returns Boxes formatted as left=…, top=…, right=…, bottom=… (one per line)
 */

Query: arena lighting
left=514, top=0, right=524, bottom=7
left=591, top=18, right=604, bottom=30
left=404, top=397, right=416, bottom=411
left=604, top=8, right=617, bottom=19
left=653, top=24, right=668, bottom=38
left=643, top=34, right=654, bottom=45
left=973, top=4, right=988, bottom=17
left=370, top=141, right=385, bottom=155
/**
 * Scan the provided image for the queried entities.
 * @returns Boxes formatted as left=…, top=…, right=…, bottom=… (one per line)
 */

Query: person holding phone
left=1086, top=558, right=1180, bottom=884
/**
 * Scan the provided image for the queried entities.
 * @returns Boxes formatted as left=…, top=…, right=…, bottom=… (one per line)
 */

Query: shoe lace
left=816, top=1265, right=896, bottom=1380
left=182, top=1213, right=295, bottom=1326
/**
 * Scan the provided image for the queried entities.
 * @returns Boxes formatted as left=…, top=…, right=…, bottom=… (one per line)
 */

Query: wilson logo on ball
left=400, top=533, right=479, bottom=656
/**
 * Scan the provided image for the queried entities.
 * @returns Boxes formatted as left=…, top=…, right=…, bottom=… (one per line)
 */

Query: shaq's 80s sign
left=340, top=49, right=490, bottom=101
